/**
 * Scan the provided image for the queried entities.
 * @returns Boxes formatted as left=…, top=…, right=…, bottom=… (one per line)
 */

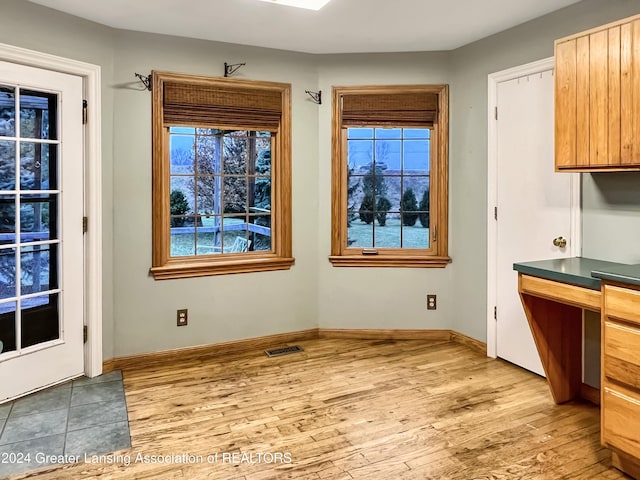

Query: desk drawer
left=603, top=385, right=640, bottom=459
left=605, top=285, right=640, bottom=325
left=604, top=320, right=640, bottom=387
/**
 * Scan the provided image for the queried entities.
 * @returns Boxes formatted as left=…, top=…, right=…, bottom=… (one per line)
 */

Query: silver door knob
left=553, top=236, right=567, bottom=248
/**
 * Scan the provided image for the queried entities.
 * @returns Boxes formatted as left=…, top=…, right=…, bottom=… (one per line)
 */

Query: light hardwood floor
left=13, top=339, right=627, bottom=479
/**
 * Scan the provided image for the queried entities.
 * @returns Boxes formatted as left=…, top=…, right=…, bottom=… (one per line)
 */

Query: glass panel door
left=0, top=86, right=61, bottom=355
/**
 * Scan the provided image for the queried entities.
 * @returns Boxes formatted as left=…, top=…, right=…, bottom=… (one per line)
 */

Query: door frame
left=0, top=42, right=103, bottom=377
left=486, top=57, right=581, bottom=359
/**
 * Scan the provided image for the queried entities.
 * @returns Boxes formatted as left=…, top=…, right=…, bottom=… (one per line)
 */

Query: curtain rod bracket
left=305, top=90, right=322, bottom=105
left=135, top=73, right=152, bottom=91
left=224, top=62, right=246, bottom=77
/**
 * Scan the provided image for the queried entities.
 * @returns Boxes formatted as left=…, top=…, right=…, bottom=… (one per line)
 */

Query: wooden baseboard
left=107, top=329, right=319, bottom=371
left=580, top=382, right=600, bottom=406
left=102, top=359, right=116, bottom=374
left=318, top=329, right=452, bottom=341
left=102, top=328, right=487, bottom=372
left=449, top=331, right=487, bottom=354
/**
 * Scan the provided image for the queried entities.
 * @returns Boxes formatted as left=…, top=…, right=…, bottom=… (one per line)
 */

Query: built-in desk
left=513, top=258, right=620, bottom=404
left=514, top=257, right=640, bottom=479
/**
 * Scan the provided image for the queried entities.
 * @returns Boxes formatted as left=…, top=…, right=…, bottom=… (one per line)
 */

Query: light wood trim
left=109, top=329, right=319, bottom=371
left=580, top=382, right=601, bottom=406
left=449, top=330, right=487, bottom=355
left=328, top=255, right=451, bottom=268
left=318, top=329, right=452, bottom=341
left=150, top=71, right=293, bottom=280
left=555, top=39, right=577, bottom=169
left=590, top=29, right=609, bottom=166
left=519, top=274, right=601, bottom=311
left=103, top=329, right=486, bottom=371
left=329, top=84, right=449, bottom=267
left=605, top=284, right=640, bottom=324
left=101, top=358, right=116, bottom=374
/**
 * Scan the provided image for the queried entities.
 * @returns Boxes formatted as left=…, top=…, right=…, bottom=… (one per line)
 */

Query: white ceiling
left=28, top=0, right=582, bottom=54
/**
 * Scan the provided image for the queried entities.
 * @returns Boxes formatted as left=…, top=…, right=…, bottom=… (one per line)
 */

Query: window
left=330, top=85, right=450, bottom=267
left=150, top=71, right=293, bottom=279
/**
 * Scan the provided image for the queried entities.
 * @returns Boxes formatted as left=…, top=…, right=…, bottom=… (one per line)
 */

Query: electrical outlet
left=177, top=309, right=188, bottom=326
left=426, top=294, right=437, bottom=310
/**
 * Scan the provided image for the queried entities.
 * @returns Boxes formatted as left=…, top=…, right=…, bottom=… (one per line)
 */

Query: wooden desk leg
left=519, top=293, right=583, bottom=404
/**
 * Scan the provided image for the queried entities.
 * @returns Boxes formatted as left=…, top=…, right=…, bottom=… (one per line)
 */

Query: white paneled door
left=0, top=61, right=84, bottom=402
left=489, top=61, right=580, bottom=375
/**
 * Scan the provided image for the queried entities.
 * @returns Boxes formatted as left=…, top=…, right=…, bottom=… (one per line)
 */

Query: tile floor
left=0, top=371, right=131, bottom=477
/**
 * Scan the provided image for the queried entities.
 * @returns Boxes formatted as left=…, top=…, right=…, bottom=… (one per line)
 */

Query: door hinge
left=494, top=306, right=497, bottom=321
left=82, top=100, right=88, bottom=125
left=494, top=106, right=498, bottom=121
left=494, top=206, right=498, bottom=220
left=82, top=216, right=88, bottom=233
left=83, top=325, right=88, bottom=343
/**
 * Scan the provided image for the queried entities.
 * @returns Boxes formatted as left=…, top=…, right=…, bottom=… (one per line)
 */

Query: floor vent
left=265, top=345, right=304, bottom=357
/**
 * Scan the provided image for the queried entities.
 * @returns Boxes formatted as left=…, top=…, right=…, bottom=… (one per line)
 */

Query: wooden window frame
left=149, top=71, right=294, bottom=280
left=329, top=85, right=450, bottom=268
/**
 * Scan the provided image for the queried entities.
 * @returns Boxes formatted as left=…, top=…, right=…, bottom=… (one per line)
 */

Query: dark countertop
left=591, top=263, right=640, bottom=287
left=513, top=257, right=631, bottom=290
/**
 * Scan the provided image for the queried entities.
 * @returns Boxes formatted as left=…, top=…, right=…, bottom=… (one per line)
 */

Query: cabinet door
left=555, top=39, right=577, bottom=169
left=555, top=18, right=640, bottom=171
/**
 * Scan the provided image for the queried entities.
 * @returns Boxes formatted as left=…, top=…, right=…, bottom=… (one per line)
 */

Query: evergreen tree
left=346, top=165, right=360, bottom=227
left=418, top=189, right=430, bottom=228
left=170, top=190, right=189, bottom=227
left=361, top=164, right=388, bottom=199
left=401, top=188, right=419, bottom=226
left=376, top=196, right=392, bottom=226
left=358, top=194, right=375, bottom=225
left=254, top=147, right=271, bottom=210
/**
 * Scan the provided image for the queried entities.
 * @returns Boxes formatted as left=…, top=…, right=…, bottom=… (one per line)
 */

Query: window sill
left=150, top=256, right=295, bottom=280
left=328, top=255, right=451, bottom=268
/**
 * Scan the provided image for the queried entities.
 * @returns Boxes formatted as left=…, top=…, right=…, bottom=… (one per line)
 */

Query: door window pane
left=21, top=292, right=59, bottom=348
left=20, top=244, right=57, bottom=294
left=0, top=301, right=17, bottom=354
left=0, top=195, right=16, bottom=244
left=19, top=89, right=57, bottom=140
left=0, top=86, right=16, bottom=137
left=20, top=194, right=57, bottom=242
left=20, top=143, right=57, bottom=190
left=0, top=140, right=16, bottom=191
left=0, top=248, right=16, bottom=300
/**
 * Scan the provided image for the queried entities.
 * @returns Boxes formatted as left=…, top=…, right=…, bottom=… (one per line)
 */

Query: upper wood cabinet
left=555, top=14, right=640, bottom=171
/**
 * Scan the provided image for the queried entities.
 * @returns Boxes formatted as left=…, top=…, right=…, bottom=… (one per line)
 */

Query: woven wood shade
left=163, top=81, right=282, bottom=131
left=341, top=92, right=438, bottom=127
